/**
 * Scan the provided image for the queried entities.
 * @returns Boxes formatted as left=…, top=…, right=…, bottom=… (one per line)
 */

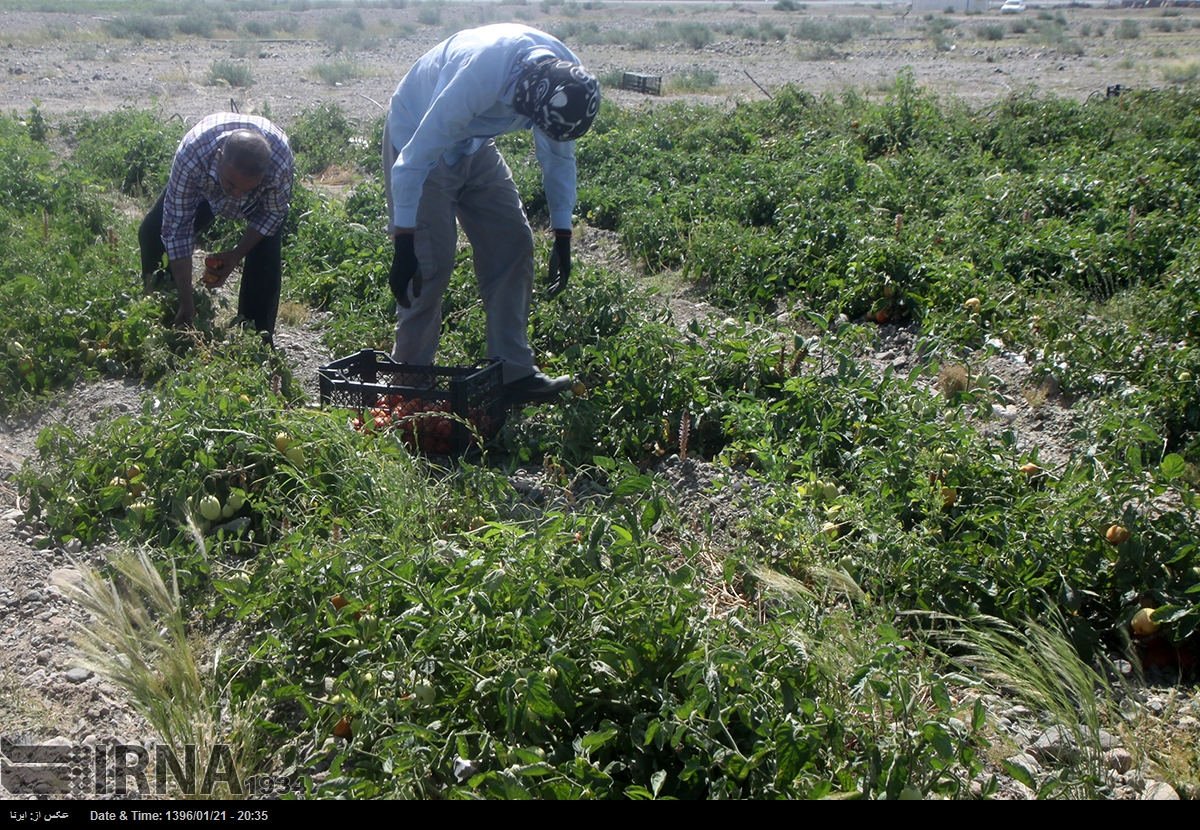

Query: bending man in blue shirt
left=384, top=24, right=601, bottom=404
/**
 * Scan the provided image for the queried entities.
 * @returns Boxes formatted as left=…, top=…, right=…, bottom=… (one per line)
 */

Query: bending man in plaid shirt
left=139, top=113, right=294, bottom=338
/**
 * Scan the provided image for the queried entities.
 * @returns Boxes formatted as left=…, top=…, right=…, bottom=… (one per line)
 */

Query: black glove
left=547, top=230, right=572, bottom=298
left=390, top=233, right=421, bottom=309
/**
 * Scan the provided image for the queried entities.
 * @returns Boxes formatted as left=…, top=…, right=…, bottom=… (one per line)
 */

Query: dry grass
left=277, top=301, right=310, bottom=327
left=65, top=540, right=257, bottom=797
left=0, top=674, right=59, bottom=735
left=939, top=363, right=970, bottom=398
left=943, top=612, right=1126, bottom=797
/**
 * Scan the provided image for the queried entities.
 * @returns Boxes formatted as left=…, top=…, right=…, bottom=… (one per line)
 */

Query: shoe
left=504, top=372, right=574, bottom=405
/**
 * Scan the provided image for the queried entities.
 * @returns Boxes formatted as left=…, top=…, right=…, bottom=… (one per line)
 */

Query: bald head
left=222, top=129, right=272, bottom=180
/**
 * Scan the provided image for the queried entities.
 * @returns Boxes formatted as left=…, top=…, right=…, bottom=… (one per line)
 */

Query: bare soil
left=2, top=3, right=1200, bottom=126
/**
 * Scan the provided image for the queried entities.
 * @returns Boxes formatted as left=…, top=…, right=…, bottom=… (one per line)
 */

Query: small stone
left=64, top=538, right=83, bottom=554
left=1030, top=726, right=1079, bottom=763
left=1104, top=748, right=1133, bottom=773
left=1141, top=780, right=1180, bottom=800
left=65, top=667, right=93, bottom=684
left=22, top=589, right=45, bottom=604
left=992, top=404, right=1018, bottom=422
left=1005, top=752, right=1042, bottom=778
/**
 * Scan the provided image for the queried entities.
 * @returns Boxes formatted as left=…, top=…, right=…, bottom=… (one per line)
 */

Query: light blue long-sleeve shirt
left=386, top=24, right=582, bottom=230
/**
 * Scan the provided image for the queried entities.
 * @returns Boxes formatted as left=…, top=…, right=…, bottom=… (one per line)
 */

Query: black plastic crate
left=319, top=349, right=505, bottom=455
left=621, top=72, right=662, bottom=96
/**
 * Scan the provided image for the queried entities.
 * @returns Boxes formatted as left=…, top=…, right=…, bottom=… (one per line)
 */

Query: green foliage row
left=21, top=333, right=996, bottom=799
left=6, top=86, right=1200, bottom=799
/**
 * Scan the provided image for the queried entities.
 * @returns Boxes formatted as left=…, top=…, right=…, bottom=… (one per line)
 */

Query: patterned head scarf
left=512, top=55, right=601, bottom=142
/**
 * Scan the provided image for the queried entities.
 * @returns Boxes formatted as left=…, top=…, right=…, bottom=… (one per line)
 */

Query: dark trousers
left=138, top=190, right=283, bottom=337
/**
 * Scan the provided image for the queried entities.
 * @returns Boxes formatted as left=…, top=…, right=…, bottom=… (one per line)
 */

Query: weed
left=67, top=546, right=263, bottom=796
left=310, top=60, right=362, bottom=85
left=244, top=20, right=274, bottom=39
left=67, top=107, right=180, bottom=196
left=205, top=60, right=254, bottom=89
left=797, top=43, right=844, bottom=61
left=288, top=102, right=363, bottom=176
left=793, top=19, right=858, bottom=44
left=277, top=301, right=310, bottom=327
left=417, top=4, right=443, bottom=26
left=176, top=12, right=216, bottom=38
left=939, top=363, right=970, bottom=398
left=1115, top=19, right=1140, bottom=40
left=945, top=614, right=1123, bottom=798
left=320, top=9, right=369, bottom=52
left=976, top=24, right=1004, bottom=42
left=103, top=15, right=173, bottom=41
left=1162, top=61, right=1200, bottom=84
left=274, top=15, right=302, bottom=35
left=596, top=68, right=626, bottom=89
left=677, top=22, right=715, bottom=49
left=670, top=67, right=719, bottom=92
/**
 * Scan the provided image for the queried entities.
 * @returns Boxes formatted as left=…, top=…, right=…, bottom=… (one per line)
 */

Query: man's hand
left=390, top=232, right=421, bottom=309
left=202, top=253, right=238, bottom=289
left=170, top=257, right=196, bottom=329
left=547, top=230, right=571, bottom=298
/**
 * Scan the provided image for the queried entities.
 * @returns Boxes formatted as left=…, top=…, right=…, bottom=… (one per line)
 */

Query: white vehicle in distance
left=1000, top=0, right=1026, bottom=12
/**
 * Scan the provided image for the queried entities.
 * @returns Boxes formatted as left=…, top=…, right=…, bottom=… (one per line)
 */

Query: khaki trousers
left=384, top=126, right=539, bottom=384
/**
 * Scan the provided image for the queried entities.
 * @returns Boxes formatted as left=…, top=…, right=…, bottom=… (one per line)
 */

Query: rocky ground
left=3, top=2, right=1200, bottom=126
left=2, top=1, right=1198, bottom=800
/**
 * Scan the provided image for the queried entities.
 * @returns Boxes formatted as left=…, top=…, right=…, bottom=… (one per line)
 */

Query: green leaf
left=580, top=728, right=618, bottom=751
left=923, top=722, right=954, bottom=760
left=650, top=768, right=667, bottom=798
left=1151, top=604, right=1190, bottom=624
left=640, top=497, right=661, bottom=533
left=614, top=475, right=652, bottom=496
left=931, top=683, right=952, bottom=714
left=1160, top=453, right=1186, bottom=480
left=1002, top=758, right=1036, bottom=789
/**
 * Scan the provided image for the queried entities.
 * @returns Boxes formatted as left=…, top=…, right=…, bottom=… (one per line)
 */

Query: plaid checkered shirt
left=160, top=113, right=294, bottom=263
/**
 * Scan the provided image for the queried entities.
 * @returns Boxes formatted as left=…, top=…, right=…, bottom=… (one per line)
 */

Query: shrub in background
left=205, top=60, right=254, bottom=88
